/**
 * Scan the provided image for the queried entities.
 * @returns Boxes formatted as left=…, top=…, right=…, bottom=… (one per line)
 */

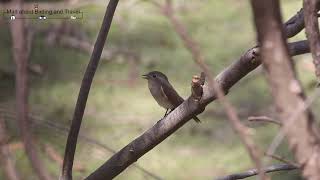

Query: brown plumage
left=142, top=71, right=201, bottom=123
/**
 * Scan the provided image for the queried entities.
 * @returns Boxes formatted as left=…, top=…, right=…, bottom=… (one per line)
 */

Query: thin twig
left=265, top=88, right=320, bottom=170
left=248, top=116, right=281, bottom=125
left=264, top=152, right=299, bottom=167
left=215, top=164, right=298, bottom=180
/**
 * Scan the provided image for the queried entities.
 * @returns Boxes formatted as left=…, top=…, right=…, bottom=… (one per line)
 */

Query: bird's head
left=142, top=71, right=168, bottom=82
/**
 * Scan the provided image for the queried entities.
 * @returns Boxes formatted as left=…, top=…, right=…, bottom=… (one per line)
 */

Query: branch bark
left=60, top=1, right=119, bottom=180
left=304, top=0, right=320, bottom=81
left=85, top=7, right=314, bottom=179
left=9, top=1, right=52, bottom=179
left=215, top=164, right=298, bottom=180
left=251, top=0, right=320, bottom=179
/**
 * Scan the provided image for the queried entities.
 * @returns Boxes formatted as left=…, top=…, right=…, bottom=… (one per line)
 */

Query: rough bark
left=251, top=0, right=320, bottom=179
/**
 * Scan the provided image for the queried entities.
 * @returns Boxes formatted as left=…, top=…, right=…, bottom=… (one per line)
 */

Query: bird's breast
left=148, top=81, right=174, bottom=109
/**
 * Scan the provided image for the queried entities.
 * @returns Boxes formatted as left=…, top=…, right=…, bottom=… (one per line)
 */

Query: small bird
left=142, top=71, right=201, bottom=123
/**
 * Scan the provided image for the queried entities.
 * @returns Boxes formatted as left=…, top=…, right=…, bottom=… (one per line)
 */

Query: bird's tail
left=193, top=116, right=201, bottom=123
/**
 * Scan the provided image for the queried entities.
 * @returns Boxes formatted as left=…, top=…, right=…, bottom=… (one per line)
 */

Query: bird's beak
left=142, top=74, right=148, bottom=79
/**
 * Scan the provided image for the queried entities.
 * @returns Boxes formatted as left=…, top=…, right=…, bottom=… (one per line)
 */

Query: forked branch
left=85, top=5, right=314, bottom=179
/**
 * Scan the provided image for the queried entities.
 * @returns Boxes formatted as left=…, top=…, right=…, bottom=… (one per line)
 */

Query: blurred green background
left=0, top=0, right=318, bottom=179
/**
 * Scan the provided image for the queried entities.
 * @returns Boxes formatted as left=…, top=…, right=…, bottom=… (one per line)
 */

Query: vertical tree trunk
left=10, top=1, right=52, bottom=180
left=251, top=0, right=320, bottom=179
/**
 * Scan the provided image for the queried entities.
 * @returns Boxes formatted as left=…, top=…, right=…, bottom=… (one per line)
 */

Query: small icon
left=34, top=3, right=38, bottom=14
left=10, top=15, right=16, bottom=20
left=70, top=16, right=76, bottom=20
left=39, top=15, right=47, bottom=20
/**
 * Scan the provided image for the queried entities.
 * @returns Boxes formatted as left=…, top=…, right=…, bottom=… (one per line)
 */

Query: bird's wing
left=159, top=79, right=184, bottom=107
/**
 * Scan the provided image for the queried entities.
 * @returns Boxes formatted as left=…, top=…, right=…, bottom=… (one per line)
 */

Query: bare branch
left=85, top=5, right=315, bottom=179
left=0, top=107, right=163, bottom=180
left=215, top=164, right=298, bottom=180
left=248, top=116, right=281, bottom=125
left=264, top=152, right=299, bottom=167
left=285, top=9, right=305, bottom=38
left=157, top=0, right=267, bottom=179
left=9, top=1, right=52, bottom=179
left=304, top=0, right=320, bottom=81
left=251, top=0, right=320, bottom=179
left=60, top=1, right=119, bottom=179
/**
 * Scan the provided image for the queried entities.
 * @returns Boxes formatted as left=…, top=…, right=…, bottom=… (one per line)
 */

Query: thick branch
left=215, top=164, right=298, bottom=180
left=285, top=9, right=305, bottom=38
left=304, top=0, right=320, bottom=80
left=251, top=0, right=320, bottom=179
left=159, top=0, right=266, bottom=178
left=60, top=0, right=119, bottom=180
left=85, top=11, right=312, bottom=180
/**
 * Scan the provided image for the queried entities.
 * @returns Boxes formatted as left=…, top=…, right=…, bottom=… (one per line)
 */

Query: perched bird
left=142, top=71, right=201, bottom=123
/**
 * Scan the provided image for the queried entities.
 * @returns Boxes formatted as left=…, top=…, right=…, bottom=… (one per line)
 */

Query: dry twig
left=248, top=116, right=281, bottom=125
left=215, top=164, right=298, bottom=180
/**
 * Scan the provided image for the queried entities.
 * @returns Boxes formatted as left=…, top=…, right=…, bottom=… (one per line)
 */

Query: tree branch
left=264, top=152, right=299, bottom=167
left=0, top=107, right=163, bottom=180
left=304, top=0, right=320, bottom=81
left=285, top=9, right=305, bottom=38
left=9, top=1, right=52, bottom=179
left=158, top=0, right=266, bottom=178
left=248, top=116, right=281, bottom=125
left=251, top=0, right=320, bottom=179
left=215, top=164, right=298, bottom=180
left=85, top=6, right=313, bottom=179
left=60, top=0, right=119, bottom=180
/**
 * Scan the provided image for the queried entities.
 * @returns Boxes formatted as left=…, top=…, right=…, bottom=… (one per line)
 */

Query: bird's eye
left=152, top=75, right=156, bottom=78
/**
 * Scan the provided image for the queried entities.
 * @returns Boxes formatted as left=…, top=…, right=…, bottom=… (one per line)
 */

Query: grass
left=0, top=0, right=314, bottom=179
